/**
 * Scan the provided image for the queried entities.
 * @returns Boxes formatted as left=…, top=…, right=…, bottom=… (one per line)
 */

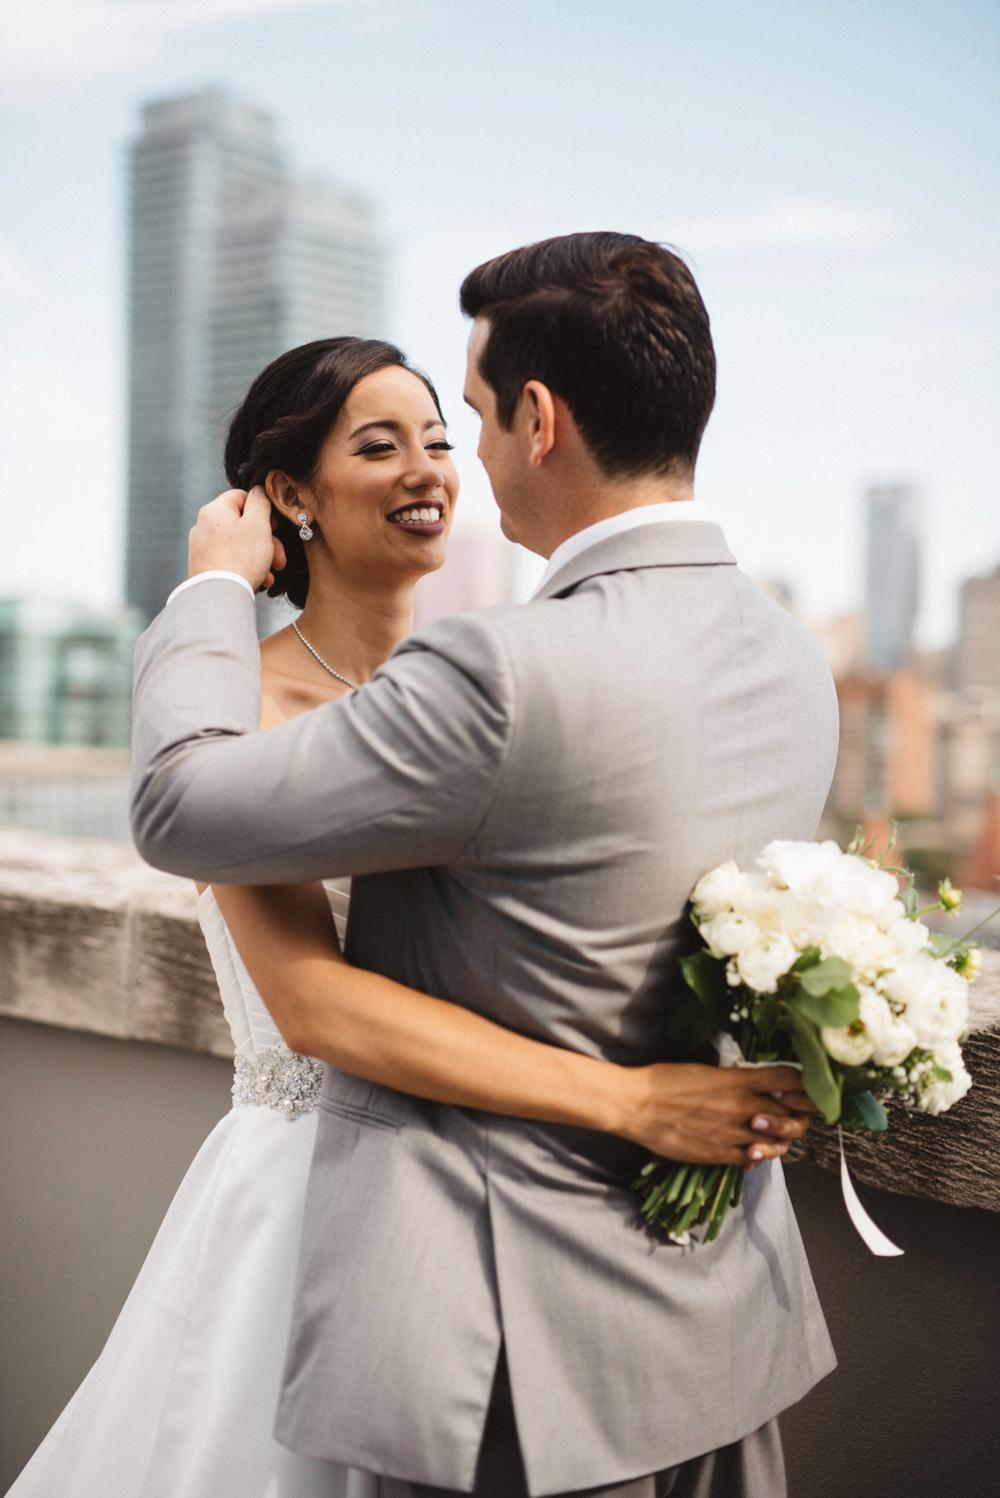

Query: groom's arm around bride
left=130, top=232, right=840, bottom=1498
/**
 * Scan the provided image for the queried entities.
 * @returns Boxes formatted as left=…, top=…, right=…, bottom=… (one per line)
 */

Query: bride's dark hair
left=225, top=337, right=444, bottom=609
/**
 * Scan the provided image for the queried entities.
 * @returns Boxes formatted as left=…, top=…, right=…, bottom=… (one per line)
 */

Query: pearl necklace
left=291, top=621, right=359, bottom=691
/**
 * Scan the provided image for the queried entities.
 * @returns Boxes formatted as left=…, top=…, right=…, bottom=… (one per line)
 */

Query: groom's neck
left=532, top=471, right=695, bottom=560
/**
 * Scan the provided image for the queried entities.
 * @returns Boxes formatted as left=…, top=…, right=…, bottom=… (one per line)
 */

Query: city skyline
left=2, top=0, right=998, bottom=639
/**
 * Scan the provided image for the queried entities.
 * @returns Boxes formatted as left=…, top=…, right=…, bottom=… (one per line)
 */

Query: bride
left=7, top=337, right=802, bottom=1497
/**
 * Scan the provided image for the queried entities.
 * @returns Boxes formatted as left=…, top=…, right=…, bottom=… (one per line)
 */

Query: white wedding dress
left=7, top=882, right=377, bottom=1498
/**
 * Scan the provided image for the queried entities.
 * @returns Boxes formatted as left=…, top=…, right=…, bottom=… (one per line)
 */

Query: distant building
left=0, top=743, right=132, bottom=841
left=0, top=599, right=143, bottom=748
left=828, top=669, right=938, bottom=824
left=864, top=484, right=921, bottom=670
left=413, top=530, right=518, bottom=627
left=939, top=690, right=1000, bottom=848
left=960, top=793, right=1000, bottom=893
left=958, top=564, right=1000, bottom=694
left=124, top=90, right=385, bottom=623
left=809, top=611, right=865, bottom=681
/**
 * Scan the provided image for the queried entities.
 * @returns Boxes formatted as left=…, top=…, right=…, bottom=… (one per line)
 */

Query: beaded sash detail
left=232, top=1046, right=324, bottom=1121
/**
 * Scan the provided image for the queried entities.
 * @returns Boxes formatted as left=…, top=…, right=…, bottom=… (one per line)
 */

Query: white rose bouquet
left=633, top=833, right=985, bottom=1245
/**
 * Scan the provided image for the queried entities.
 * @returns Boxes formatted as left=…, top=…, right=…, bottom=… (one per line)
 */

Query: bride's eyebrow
left=348, top=418, right=446, bottom=441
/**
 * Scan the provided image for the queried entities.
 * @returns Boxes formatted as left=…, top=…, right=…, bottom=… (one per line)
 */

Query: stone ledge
left=2, top=828, right=998, bottom=1210
left=0, top=828, right=231, bottom=1059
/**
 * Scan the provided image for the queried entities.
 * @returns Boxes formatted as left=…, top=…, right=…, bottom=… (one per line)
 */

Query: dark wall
left=783, top=1162, right=1000, bottom=1498
left=0, top=1017, right=232, bottom=1489
left=3, top=1015, right=998, bottom=1497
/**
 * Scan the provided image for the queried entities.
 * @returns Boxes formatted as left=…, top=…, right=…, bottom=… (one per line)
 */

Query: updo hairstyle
left=224, top=337, right=444, bottom=608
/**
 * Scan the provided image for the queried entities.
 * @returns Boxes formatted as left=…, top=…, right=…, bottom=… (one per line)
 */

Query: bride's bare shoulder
left=260, top=690, right=289, bottom=731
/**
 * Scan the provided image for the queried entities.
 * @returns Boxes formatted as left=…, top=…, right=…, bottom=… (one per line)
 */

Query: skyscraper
left=958, top=564, right=1000, bottom=694
left=124, top=90, right=385, bottom=621
left=864, top=484, right=921, bottom=671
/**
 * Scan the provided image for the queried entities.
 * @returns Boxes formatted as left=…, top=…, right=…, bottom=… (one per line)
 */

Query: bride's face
left=303, top=365, right=458, bottom=580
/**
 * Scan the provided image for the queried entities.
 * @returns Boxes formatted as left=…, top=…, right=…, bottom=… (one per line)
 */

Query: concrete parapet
left=0, top=828, right=230, bottom=1057
left=2, top=826, right=998, bottom=1213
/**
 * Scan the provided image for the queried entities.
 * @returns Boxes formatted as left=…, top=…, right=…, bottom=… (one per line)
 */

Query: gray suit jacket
left=131, top=523, right=839, bottom=1496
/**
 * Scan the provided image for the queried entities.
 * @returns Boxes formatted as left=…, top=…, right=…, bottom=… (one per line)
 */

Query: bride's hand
left=619, top=1061, right=817, bottom=1168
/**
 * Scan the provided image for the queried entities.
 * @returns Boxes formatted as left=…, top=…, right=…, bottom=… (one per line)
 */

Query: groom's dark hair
left=460, top=232, right=715, bottom=479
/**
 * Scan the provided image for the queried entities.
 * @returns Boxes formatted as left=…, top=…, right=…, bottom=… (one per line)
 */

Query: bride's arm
left=211, top=883, right=812, bottom=1166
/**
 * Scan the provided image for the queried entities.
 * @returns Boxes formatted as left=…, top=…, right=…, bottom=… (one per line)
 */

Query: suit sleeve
left=129, top=579, right=514, bottom=883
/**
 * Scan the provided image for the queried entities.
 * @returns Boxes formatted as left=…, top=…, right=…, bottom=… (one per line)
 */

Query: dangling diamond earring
left=296, top=511, right=314, bottom=542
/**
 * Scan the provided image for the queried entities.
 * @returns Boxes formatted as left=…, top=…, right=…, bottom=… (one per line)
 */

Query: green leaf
left=798, top=957, right=855, bottom=997
left=928, top=932, right=957, bottom=959
left=787, top=981, right=860, bottom=1029
left=668, top=951, right=727, bottom=1051
left=787, top=1010, right=843, bottom=1123
left=901, top=883, right=919, bottom=919
left=663, top=987, right=712, bottom=1053
left=791, top=946, right=822, bottom=973
left=680, top=950, right=725, bottom=1007
left=840, top=1090, right=889, bottom=1132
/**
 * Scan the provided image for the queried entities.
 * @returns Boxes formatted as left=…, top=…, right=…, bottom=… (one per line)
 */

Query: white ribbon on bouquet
left=715, top=1033, right=904, bottom=1257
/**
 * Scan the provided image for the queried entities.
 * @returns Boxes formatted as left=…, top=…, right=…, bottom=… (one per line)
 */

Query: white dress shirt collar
left=532, top=499, right=712, bottom=598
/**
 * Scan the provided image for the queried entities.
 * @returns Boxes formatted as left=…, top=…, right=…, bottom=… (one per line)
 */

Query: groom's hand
left=188, top=486, right=287, bottom=592
left=621, top=1061, right=817, bottom=1168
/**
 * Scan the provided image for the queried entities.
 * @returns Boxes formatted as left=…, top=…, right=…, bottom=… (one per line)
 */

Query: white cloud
left=667, top=199, right=892, bottom=254
left=0, top=0, right=366, bottom=83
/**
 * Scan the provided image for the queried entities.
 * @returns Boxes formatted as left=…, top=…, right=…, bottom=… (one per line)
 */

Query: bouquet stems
left=634, top=1155, right=748, bottom=1244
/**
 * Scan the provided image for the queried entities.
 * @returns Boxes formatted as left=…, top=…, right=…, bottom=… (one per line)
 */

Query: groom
left=130, top=232, right=839, bottom=1496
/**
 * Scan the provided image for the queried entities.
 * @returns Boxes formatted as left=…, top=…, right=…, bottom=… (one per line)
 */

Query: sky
left=1, top=0, right=998, bottom=642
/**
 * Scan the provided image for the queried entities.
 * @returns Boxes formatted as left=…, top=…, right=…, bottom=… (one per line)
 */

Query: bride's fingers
left=746, top=1111, right=811, bottom=1141
left=771, top=1090, right=818, bottom=1113
left=745, top=1139, right=792, bottom=1166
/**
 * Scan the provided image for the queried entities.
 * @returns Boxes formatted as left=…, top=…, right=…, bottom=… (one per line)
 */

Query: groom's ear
left=522, top=380, right=557, bottom=468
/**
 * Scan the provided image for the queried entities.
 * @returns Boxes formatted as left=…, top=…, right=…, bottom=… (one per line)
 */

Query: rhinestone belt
left=232, top=1046, right=324, bottom=1121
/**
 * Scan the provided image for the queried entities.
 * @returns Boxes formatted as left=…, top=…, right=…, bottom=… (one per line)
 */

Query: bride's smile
left=275, top=361, right=459, bottom=578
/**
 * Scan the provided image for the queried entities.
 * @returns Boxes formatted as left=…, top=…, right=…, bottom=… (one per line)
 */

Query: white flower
left=874, top=897, right=908, bottom=932
left=692, top=860, right=744, bottom=919
left=735, top=931, right=797, bottom=993
left=882, top=954, right=969, bottom=1049
left=700, top=911, right=760, bottom=957
left=918, top=1045, right=972, bottom=1114
left=820, top=1023, right=875, bottom=1066
left=730, top=870, right=784, bottom=928
left=858, top=987, right=917, bottom=1067
left=823, top=913, right=896, bottom=982
left=757, top=839, right=842, bottom=899
left=773, top=890, right=820, bottom=946
left=757, top=840, right=898, bottom=918
left=884, top=916, right=931, bottom=961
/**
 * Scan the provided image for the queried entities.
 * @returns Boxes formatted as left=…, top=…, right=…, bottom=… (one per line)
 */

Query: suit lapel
left=532, top=521, right=737, bottom=601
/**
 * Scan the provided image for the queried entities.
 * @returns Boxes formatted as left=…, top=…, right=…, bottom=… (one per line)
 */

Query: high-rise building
left=864, top=484, right=921, bottom=671
left=124, top=90, right=385, bottom=622
left=958, top=564, right=1000, bottom=694
left=0, top=598, right=143, bottom=748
